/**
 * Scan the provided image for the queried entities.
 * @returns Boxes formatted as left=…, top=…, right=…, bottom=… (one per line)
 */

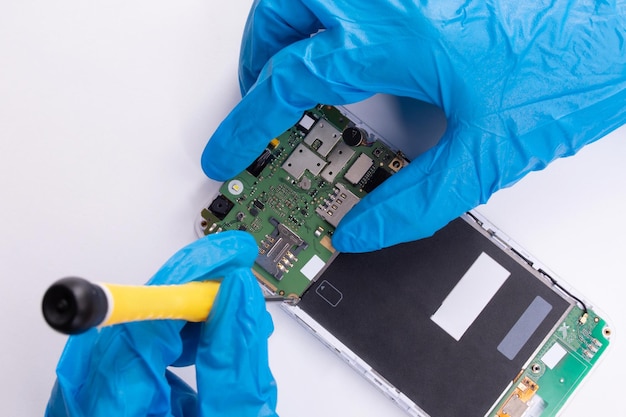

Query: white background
left=1, top=1, right=624, bottom=416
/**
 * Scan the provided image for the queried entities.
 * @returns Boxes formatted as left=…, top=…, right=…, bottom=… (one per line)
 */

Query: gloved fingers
left=149, top=231, right=259, bottom=367
left=239, top=0, right=323, bottom=95
left=195, top=269, right=277, bottom=417
left=48, top=232, right=262, bottom=417
left=203, top=34, right=371, bottom=180
left=331, top=109, right=616, bottom=252
left=49, top=321, right=187, bottom=417
left=166, top=370, right=198, bottom=417
left=203, top=29, right=426, bottom=181
left=172, top=321, right=203, bottom=367
left=329, top=128, right=490, bottom=251
left=147, top=230, right=258, bottom=285
left=331, top=127, right=483, bottom=253
left=46, top=330, right=101, bottom=417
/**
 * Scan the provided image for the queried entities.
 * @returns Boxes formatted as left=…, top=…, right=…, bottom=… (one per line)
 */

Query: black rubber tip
left=42, top=277, right=108, bottom=335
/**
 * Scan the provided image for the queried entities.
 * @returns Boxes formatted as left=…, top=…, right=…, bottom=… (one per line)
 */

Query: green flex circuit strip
left=490, top=306, right=611, bottom=417
left=200, top=104, right=409, bottom=299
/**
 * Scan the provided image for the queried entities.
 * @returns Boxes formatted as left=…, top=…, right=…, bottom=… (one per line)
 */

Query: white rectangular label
left=542, top=342, right=568, bottom=369
left=298, top=113, right=316, bottom=130
left=301, top=255, right=325, bottom=281
left=431, top=252, right=511, bottom=341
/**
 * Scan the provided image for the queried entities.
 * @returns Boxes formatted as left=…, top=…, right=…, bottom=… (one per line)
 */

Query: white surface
left=1, top=2, right=624, bottom=416
left=543, top=343, right=568, bottom=370
left=300, top=255, right=325, bottom=281
left=431, top=252, right=511, bottom=341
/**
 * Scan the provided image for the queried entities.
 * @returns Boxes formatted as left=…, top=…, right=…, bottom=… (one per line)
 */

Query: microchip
left=363, top=167, right=392, bottom=193
left=250, top=199, right=265, bottom=217
left=344, top=153, right=374, bottom=185
left=253, top=199, right=265, bottom=210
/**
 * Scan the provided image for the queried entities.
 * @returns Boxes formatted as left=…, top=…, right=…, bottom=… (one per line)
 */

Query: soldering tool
left=42, top=277, right=284, bottom=335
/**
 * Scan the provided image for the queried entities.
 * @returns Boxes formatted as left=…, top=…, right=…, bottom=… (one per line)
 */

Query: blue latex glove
left=45, top=231, right=278, bottom=417
left=201, top=0, right=626, bottom=252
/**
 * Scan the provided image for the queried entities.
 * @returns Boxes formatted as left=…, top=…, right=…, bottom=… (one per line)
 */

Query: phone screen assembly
left=196, top=104, right=611, bottom=417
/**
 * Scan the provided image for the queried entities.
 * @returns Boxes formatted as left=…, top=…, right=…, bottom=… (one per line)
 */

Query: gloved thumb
left=331, top=116, right=598, bottom=252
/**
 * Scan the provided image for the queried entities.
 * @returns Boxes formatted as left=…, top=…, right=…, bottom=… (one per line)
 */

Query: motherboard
left=199, top=105, right=408, bottom=300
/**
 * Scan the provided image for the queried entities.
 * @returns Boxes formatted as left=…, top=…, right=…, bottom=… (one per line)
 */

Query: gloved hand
left=45, top=231, right=278, bottom=417
left=201, top=0, right=626, bottom=252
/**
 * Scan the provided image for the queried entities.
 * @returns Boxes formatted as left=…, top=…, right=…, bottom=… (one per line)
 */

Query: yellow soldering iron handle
left=42, top=277, right=221, bottom=335
left=102, top=281, right=220, bottom=325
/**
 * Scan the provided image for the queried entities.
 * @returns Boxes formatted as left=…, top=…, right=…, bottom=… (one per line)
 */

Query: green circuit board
left=199, top=105, right=409, bottom=299
left=489, top=306, right=611, bottom=416
left=199, top=104, right=611, bottom=416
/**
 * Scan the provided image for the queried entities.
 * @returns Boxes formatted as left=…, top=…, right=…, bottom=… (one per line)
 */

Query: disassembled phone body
left=197, top=104, right=611, bottom=417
